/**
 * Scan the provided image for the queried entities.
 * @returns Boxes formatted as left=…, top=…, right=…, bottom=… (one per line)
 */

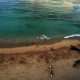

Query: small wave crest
left=40, top=34, right=50, bottom=40
left=64, top=34, right=80, bottom=39
left=36, top=34, right=50, bottom=40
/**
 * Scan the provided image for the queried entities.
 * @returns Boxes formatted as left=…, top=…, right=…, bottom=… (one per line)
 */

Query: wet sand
left=0, top=39, right=80, bottom=80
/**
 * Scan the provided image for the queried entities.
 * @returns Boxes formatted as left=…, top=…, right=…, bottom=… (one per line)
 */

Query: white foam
left=64, top=34, right=80, bottom=39
left=40, top=34, right=50, bottom=40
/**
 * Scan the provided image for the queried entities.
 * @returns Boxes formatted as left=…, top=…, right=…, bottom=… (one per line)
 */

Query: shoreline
left=0, top=37, right=79, bottom=48
left=0, top=39, right=80, bottom=54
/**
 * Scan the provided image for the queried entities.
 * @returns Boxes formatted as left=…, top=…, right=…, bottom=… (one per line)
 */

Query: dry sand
left=0, top=39, right=80, bottom=80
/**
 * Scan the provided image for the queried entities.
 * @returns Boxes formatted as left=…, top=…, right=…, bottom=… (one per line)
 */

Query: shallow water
left=0, top=0, right=80, bottom=42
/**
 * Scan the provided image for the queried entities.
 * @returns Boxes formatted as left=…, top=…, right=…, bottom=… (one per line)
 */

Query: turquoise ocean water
left=0, top=0, right=80, bottom=42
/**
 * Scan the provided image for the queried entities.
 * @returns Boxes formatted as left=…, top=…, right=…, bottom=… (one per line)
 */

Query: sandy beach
left=0, top=39, right=80, bottom=54
left=0, top=0, right=80, bottom=80
left=0, top=39, right=80, bottom=80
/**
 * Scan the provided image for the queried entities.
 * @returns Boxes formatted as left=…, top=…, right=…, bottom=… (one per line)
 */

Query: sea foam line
left=64, top=34, right=80, bottom=39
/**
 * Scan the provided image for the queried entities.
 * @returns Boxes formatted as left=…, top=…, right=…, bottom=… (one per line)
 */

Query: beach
left=0, top=39, right=80, bottom=54
left=0, top=0, right=80, bottom=80
left=0, top=39, right=80, bottom=80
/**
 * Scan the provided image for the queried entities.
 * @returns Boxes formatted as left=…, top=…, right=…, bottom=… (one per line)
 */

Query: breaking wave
left=64, top=34, right=80, bottom=39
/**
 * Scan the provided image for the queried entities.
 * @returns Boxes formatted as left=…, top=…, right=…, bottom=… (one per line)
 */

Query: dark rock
left=73, top=60, right=80, bottom=68
left=70, top=45, right=80, bottom=52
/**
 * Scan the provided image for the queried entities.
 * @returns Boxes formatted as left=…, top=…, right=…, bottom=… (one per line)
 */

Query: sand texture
left=0, top=39, right=80, bottom=80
